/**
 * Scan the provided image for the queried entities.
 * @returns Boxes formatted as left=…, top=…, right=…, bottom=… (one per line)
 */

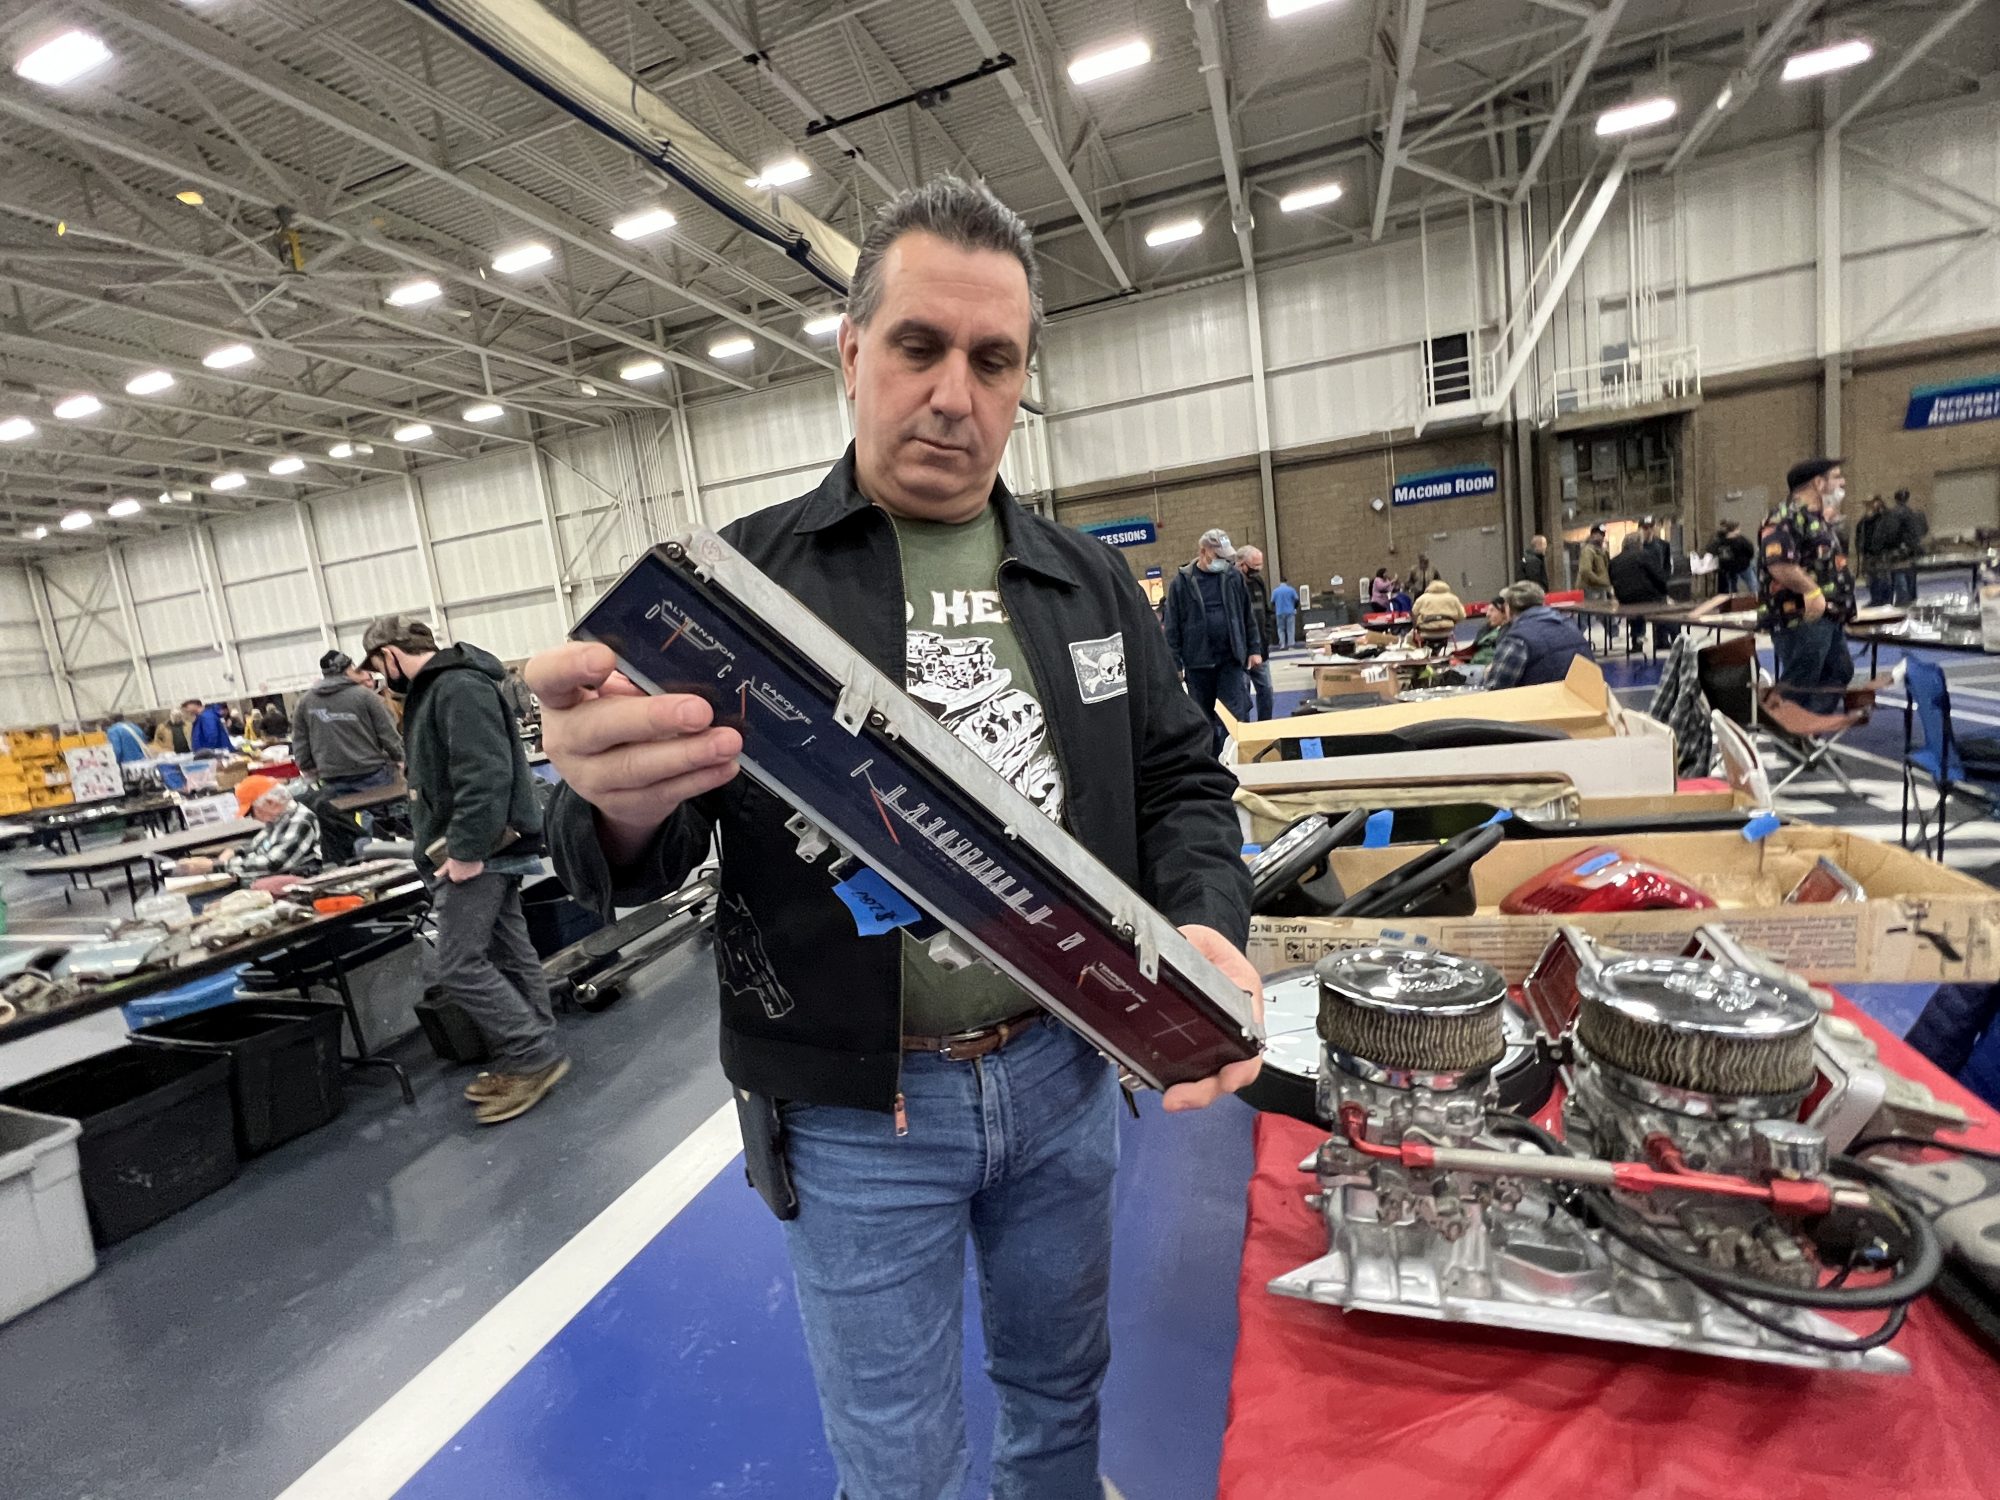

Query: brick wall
left=1688, top=373, right=1820, bottom=539
left=1845, top=337, right=2000, bottom=513
left=1053, top=466, right=1267, bottom=581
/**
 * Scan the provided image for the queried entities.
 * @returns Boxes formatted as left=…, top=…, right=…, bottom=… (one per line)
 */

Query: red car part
left=1500, top=845, right=1716, bottom=916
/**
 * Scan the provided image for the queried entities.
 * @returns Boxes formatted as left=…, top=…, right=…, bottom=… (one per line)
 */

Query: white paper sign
left=62, top=744, right=121, bottom=803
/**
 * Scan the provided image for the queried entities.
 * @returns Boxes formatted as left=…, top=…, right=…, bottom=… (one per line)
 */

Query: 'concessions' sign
left=1081, top=517, right=1158, bottom=548
left=1905, top=374, right=2000, bottom=430
left=1392, top=464, right=1498, bottom=506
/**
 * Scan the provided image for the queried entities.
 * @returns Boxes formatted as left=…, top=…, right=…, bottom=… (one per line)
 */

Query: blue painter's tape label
left=1300, top=738, right=1324, bottom=760
left=833, top=867, right=922, bottom=936
left=1574, top=851, right=1620, bottom=876
left=1484, top=808, right=1513, bottom=826
left=1364, top=809, right=1395, bottom=848
left=1741, top=813, right=1782, bottom=842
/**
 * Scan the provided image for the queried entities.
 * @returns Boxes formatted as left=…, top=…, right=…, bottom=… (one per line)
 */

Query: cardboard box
left=1228, top=656, right=1624, bottom=763
left=1245, top=826, right=2000, bottom=985
left=1310, top=663, right=1403, bottom=701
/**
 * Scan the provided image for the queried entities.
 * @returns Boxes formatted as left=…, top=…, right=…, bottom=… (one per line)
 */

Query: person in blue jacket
left=185, top=697, right=233, bottom=753
left=103, top=715, right=149, bottom=763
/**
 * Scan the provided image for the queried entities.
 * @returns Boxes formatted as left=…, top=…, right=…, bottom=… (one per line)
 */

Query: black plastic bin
left=0, top=1046, right=237, bottom=1247
left=131, top=1000, right=346, bottom=1157
left=523, top=876, right=604, bottom=958
left=415, top=985, right=488, bottom=1064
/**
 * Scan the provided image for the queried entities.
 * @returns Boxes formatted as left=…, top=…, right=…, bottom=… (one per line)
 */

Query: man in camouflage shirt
left=1760, top=457, right=1855, bottom=714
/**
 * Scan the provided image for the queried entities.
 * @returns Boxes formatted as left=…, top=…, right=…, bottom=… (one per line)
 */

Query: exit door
left=1422, top=525, right=1508, bottom=605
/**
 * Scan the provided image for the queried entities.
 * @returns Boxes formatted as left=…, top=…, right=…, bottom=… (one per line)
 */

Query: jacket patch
left=1068, top=633, right=1127, bottom=704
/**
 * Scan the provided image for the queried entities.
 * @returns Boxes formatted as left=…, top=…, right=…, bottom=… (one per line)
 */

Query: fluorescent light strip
left=268, top=456, right=305, bottom=476
left=327, top=441, right=354, bottom=459
left=125, top=369, right=175, bottom=396
left=462, top=403, right=504, bottom=423
left=385, top=279, right=442, bottom=307
left=803, top=313, right=842, bottom=337
left=1782, top=39, right=1873, bottom=82
left=210, top=471, right=246, bottom=491
left=0, top=416, right=35, bottom=442
left=612, top=207, right=677, bottom=240
left=52, top=394, right=101, bottom=420
left=203, top=342, right=254, bottom=369
left=1595, top=96, right=1677, bottom=136
left=108, top=498, right=142, bottom=518
left=746, top=158, right=810, bottom=189
left=708, top=337, right=755, bottom=360
left=619, top=358, right=666, bottom=382
left=1268, top=0, right=1340, bottom=14
left=13, top=31, right=112, bottom=89
left=491, top=242, right=554, bottom=274
left=392, top=422, right=434, bottom=443
left=21, top=526, right=47, bottom=540
left=1067, top=38, right=1151, bottom=86
left=59, top=510, right=92, bottom=532
left=1279, top=181, right=1343, bottom=213
left=1145, top=217, right=1203, bottom=247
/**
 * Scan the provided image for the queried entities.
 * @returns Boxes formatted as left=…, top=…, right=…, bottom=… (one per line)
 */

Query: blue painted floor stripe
left=392, top=1094, right=1254, bottom=1500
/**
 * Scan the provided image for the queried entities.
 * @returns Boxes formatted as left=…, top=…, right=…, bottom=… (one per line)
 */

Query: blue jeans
left=780, top=1021, right=1119, bottom=1500
left=1248, top=659, right=1274, bottom=721
left=1276, top=614, right=1297, bottom=649
left=319, top=763, right=399, bottom=799
left=1894, top=568, right=1918, bottom=605
left=1182, top=664, right=1252, bottom=752
left=1771, top=615, right=1854, bottom=716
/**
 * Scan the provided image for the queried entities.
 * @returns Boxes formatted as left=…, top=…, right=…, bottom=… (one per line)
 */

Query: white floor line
left=274, top=1098, right=741, bottom=1500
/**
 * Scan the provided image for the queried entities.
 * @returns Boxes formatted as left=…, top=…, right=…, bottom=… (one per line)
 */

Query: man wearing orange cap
left=174, top=777, right=321, bottom=879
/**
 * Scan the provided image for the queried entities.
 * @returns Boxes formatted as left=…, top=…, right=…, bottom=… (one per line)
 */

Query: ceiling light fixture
left=803, top=313, right=843, bottom=337
left=0, top=416, right=36, bottom=442
left=170, top=488, right=193, bottom=502
left=1782, top=38, right=1874, bottom=82
left=21, top=525, right=47, bottom=540
left=210, top=471, right=246, bottom=491
left=327, top=441, right=353, bottom=459
left=268, top=456, right=305, bottom=476
left=490, top=242, right=553, bottom=274
left=708, top=336, right=755, bottom=360
left=1067, top=38, right=1151, bottom=86
left=1144, top=217, right=1203, bottom=247
left=175, top=189, right=205, bottom=206
left=156, top=492, right=172, bottom=505
left=577, top=381, right=599, bottom=398
left=53, top=393, right=102, bottom=420
left=108, top=497, right=142, bottom=518
left=393, top=422, right=433, bottom=443
left=1279, top=181, right=1344, bottom=213
left=202, top=342, right=254, bottom=369
left=746, top=158, right=811, bottom=190
left=462, top=402, right=504, bottom=422
left=14, top=31, right=112, bottom=89
left=612, top=207, right=677, bottom=240
left=1268, top=0, right=1341, bottom=15
left=59, top=510, right=93, bottom=531
left=1595, top=97, right=1678, bottom=136
left=385, top=278, right=442, bottom=307
left=619, top=358, right=666, bottom=382
left=125, top=369, right=175, bottom=396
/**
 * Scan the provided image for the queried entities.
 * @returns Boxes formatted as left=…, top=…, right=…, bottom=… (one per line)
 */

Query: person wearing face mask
left=1164, top=527, right=1264, bottom=748
left=362, top=613, right=565, bottom=1125
left=1759, top=458, right=1856, bottom=715
left=1236, top=545, right=1277, bottom=721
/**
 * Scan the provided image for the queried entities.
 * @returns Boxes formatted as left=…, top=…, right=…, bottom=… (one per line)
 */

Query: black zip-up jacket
left=548, top=449, right=1250, bottom=1112
left=1161, top=561, right=1262, bottom=670
left=402, top=643, right=545, bottom=876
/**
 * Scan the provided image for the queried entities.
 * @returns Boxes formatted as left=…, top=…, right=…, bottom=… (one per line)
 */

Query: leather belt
left=901, top=1010, right=1042, bottom=1062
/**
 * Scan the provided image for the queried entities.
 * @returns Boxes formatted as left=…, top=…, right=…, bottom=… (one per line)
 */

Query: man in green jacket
left=363, top=613, right=566, bottom=1124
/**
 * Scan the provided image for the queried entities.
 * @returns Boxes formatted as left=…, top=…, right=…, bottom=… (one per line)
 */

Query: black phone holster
left=733, top=1087, right=800, bottom=1221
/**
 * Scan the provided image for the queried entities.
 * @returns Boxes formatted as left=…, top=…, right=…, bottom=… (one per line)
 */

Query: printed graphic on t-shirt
left=906, top=590, right=1064, bottom=822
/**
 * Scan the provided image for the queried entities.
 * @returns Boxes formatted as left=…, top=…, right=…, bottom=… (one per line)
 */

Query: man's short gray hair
left=1502, top=581, right=1546, bottom=612
left=846, top=175, right=1044, bottom=357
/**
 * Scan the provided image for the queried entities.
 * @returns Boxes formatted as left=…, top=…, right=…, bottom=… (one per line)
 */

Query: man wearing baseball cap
left=1161, top=526, right=1264, bottom=750
left=294, top=647, right=404, bottom=800
left=173, top=776, right=320, bottom=881
left=1759, top=457, right=1856, bottom=715
left=363, top=613, right=566, bottom=1124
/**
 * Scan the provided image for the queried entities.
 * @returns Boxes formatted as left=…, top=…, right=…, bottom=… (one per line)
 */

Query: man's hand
left=1803, top=589, right=1827, bottom=623
left=1162, top=923, right=1265, bottom=1113
left=526, top=642, right=742, bottom=867
left=1247, top=655, right=1263, bottom=670
left=174, top=856, right=214, bottom=876
left=439, top=857, right=484, bottom=884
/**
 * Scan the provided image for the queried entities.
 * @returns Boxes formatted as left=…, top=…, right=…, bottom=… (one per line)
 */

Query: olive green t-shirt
left=889, top=505, right=1066, bottom=1035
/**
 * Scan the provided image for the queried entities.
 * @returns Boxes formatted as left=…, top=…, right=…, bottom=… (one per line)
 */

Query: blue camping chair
left=1900, top=657, right=1997, bottom=859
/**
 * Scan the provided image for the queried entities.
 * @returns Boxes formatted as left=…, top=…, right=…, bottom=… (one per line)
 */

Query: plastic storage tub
left=0, top=1105, right=96, bottom=1323
left=0, top=1046, right=237, bottom=1246
left=523, top=876, right=604, bottom=958
left=122, top=965, right=247, bottom=1031
left=130, top=999, right=345, bottom=1157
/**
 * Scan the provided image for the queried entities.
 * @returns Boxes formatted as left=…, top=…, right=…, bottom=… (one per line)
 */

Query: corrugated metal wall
left=9, top=99, right=1996, bottom=721
left=0, top=564, right=59, bottom=726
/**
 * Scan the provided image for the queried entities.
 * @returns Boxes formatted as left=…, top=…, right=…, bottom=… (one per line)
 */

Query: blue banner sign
left=1144, top=566, right=1163, bottom=579
left=1081, top=517, right=1158, bottom=548
left=1905, top=374, right=2000, bottom=430
left=1392, top=464, right=1498, bottom=506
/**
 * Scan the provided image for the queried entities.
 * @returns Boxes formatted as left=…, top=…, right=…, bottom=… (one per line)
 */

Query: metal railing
left=1536, top=344, right=1702, bottom=425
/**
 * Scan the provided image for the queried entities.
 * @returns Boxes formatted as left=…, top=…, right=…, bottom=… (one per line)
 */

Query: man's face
left=181, top=701, right=200, bottom=716
left=1814, top=466, right=1845, bottom=512
left=251, top=796, right=282, bottom=825
left=1239, top=547, right=1262, bottom=575
left=840, top=231, right=1032, bottom=522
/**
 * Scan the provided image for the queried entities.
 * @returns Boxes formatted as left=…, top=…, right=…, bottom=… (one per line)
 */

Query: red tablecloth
left=1220, top=1003, right=2000, bottom=1500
